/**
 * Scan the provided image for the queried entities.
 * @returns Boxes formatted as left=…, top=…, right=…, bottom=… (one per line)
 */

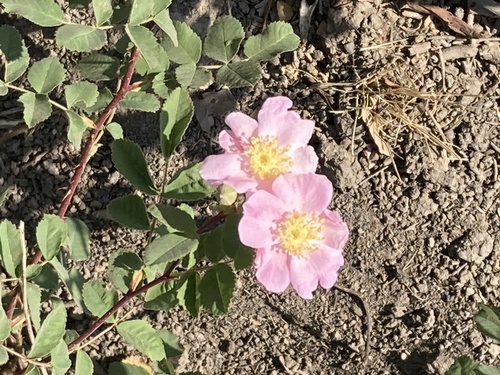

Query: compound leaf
left=244, top=21, right=300, bottom=62
left=56, top=25, right=107, bottom=52
left=216, top=60, right=261, bottom=88
left=126, top=25, right=168, bottom=74
left=204, top=16, right=244, bottom=63
left=161, top=21, right=201, bottom=64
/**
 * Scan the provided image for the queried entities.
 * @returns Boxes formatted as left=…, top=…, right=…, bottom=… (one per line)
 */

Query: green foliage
left=31, top=263, right=59, bottom=290
left=148, top=204, right=198, bottom=236
left=152, top=71, right=178, bottom=99
left=82, top=280, right=118, bottom=322
left=222, top=214, right=255, bottom=270
left=109, top=362, right=151, bottom=375
left=66, top=218, right=91, bottom=261
left=162, top=22, right=202, bottom=65
left=126, top=25, right=169, bottom=73
left=106, top=122, right=124, bottom=139
left=177, top=272, right=200, bottom=318
left=144, top=282, right=177, bottom=311
left=0, top=186, right=10, bottom=207
left=204, top=16, right=245, bottom=63
left=199, top=263, right=235, bottom=315
left=0, top=0, right=64, bottom=27
left=163, top=163, right=215, bottom=201
left=50, top=258, right=88, bottom=314
left=244, top=21, right=300, bottom=62
left=0, top=303, right=10, bottom=341
left=81, top=87, right=113, bottom=112
left=36, top=214, right=68, bottom=261
left=92, top=0, right=113, bottom=26
left=28, top=57, right=66, bottom=94
left=108, top=249, right=143, bottom=293
left=0, top=346, right=8, bottom=365
left=111, top=139, right=158, bottom=195
left=0, top=80, right=7, bottom=96
left=56, top=25, right=107, bottom=52
left=120, top=91, right=161, bottom=112
left=75, top=350, right=94, bottom=374
left=78, top=54, right=120, bottom=81
left=28, top=300, right=67, bottom=359
left=0, top=220, right=22, bottom=278
left=446, top=356, right=500, bottom=375
left=202, top=227, right=224, bottom=263
left=108, top=194, right=151, bottom=230
left=19, top=92, right=52, bottom=128
left=26, top=283, right=42, bottom=331
left=474, top=304, right=500, bottom=342
left=0, top=25, right=30, bottom=83
left=50, top=340, right=71, bottom=375
left=175, top=64, right=212, bottom=89
left=117, top=320, right=166, bottom=361
left=216, top=61, right=261, bottom=88
left=144, top=233, right=198, bottom=266
left=154, top=9, right=178, bottom=46
left=66, top=110, right=90, bottom=149
left=65, top=81, right=99, bottom=109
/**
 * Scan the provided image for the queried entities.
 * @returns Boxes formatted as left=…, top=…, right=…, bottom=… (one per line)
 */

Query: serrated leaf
left=177, top=272, right=200, bottom=318
left=221, top=213, right=255, bottom=269
left=199, top=263, right=235, bottom=315
left=109, top=362, right=151, bottom=375
left=0, top=303, right=10, bottom=341
left=0, top=346, right=8, bottom=366
left=161, top=21, right=201, bottom=64
left=244, top=21, right=300, bottom=62
left=117, top=320, right=166, bottom=361
left=51, top=340, right=71, bottom=375
left=216, top=61, right=261, bottom=88
left=144, top=233, right=198, bottom=266
left=28, top=301, right=66, bottom=358
left=0, top=220, right=22, bottom=278
left=56, top=25, right=107, bottom=52
left=49, top=258, right=89, bottom=315
left=108, top=194, right=150, bottom=230
left=66, top=110, right=90, bottom=149
left=201, top=227, right=224, bottom=263
left=28, top=56, right=66, bottom=94
left=108, top=249, right=143, bottom=293
left=204, top=16, right=244, bottom=63
left=65, top=81, right=99, bottom=109
left=82, top=280, right=118, bottom=323
left=92, top=0, right=113, bottom=26
left=31, top=263, right=59, bottom=290
left=446, top=356, right=478, bottom=375
left=0, top=80, right=7, bottom=96
left=148, top=204, right=198, bottom=236
left=163, top=163, right=215, bottom=201
left=154, top=9, right=177, bottom=47
left=0, top=0, right=64, bottom=27
left=79, top=87, right=113, bottom=112
left=157, top=329, right=183, bottom=358
left=144, top=282, right=177, bottom=310
left=75, top=350, right=94, bottom=375
left=175, top=64, right=212, bottom=89
left=106, top=122, right=123, bottom=139
left=476, top=364, right=500, bottom=375
left=152, top=71, right=178, bottom=99
left=160, top=87, right=194, bottom=158
left=19, top=92, right=52, bottom=128
left=475, top=304, right=500, bottom=342
left=36, top=214, right=68, bottom=261
left=0, top=26, right=30, bottom=83
left=66, top=217, right=90, bottom=261
left=111, top=139, right=158, bottom=195
left=120, top=91, right=161, bottom=112
left=128, top=0, right=153, bottom=25
left=126, top=25, right=169, bottom=74
left=78, top=53, right=119, bottom=81
left=26, top=282, right=42, bottom=331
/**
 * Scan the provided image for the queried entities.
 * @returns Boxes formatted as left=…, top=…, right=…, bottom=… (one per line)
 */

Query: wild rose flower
left=200, top=96, right=318, bottom=194
left=238, top=173, right=348, bottom=299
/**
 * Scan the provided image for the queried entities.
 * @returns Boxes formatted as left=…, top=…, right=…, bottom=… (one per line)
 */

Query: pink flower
left=200, top=96, right=318, bottom=193
left=238, top=173, right=348, bottom=299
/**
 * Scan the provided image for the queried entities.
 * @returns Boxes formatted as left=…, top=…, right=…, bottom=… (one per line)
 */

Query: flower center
left=245, top=136, right=292, bottom=180
left=277, top=211, right=324, bottom=257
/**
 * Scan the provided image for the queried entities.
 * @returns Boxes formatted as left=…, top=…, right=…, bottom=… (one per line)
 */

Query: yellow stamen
left=245, top=136, right=292, bottom=180
left=277, top=211, right=324, bottom=257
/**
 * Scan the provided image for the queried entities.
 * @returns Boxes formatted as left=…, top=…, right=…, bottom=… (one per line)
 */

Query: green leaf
left=64, top=329, right=79, bottom=345
left=28, top=300, right=67, bottom=358
left=27, top=57, right=66, bottom=94
left=0, top=303, right=10, bottom=341
left=66, top=110, right=90, bottom=149
left=161, top=21, right=201, bottom=64
left=204, top=16, right=244, bottom=63
left=128, top=0, right=152, bottom=25
left=120, top=91, right=161, bottom=112
left=244, top=21, right=300, bottom=62
left=111, top=139, right=158, bottom=195
left=221, top=214, right=255, bottom=269
left=152, top=71, right=178, bottom=99
left=78, top=54, right=119, bottom=81
left=0, top=346, right=8, bottom=366
left=476, top=364, right=500, bottom=375
left=36, top=214, right=68, bottom=261
left=108, top=249, right=143, bottom=293
left=65, top=81, right=99, bottom=109
left=31, top=263, right=59, bottom=290
left=160, top=87, right=194, bottom=158
left=199, top=263, right=235, bottom=315
left=163, top=163, right=215, bottom=201
left=25, top=365, right=40, bottom=375
left=475, top=304, right=500, bottom=342
left=79, top=87, right=113, bottom=112
left=66, top=217, right=91, bottom=261
left=0, top=220, right=22, bottom=278
left=69, top=0, right=91, bottom=7
left=175, top=64, right=212, bottom=89
left=0, top=80, right=7, bottom=96
left=126, top=25, right=169, bottom=74
left=75, top=350, right=94, bottom=375
left=0, top=0, right=64, bottom=27
left=157, top=329, right=183, bottom=358
left=0, top=186, right=10, bottom=208
left=106, top=122, right=123, bottom=139
left=82, top=280, right=118, bottom=323
left=177, top=272, right=200, bottom=318
left=50, top=340, right=71, bottom=375
left=27, top=282, right=42, bottom=331
left=446, top=356, right=478, bottom=375
left=19, top=92, right=52, bottom=128
left=0, top=25, right=30, bottom=83
left=108, top=195, right=150, bottom=230
left=109, top=362, right=151, bottom=375
left=49, top=259, right=89, bottom=315
left=92, top=0, right=113, bottom=26
left=56, top=25, right=107, bottom=52
left=216, top=61, right=261, bottom=88
left=144, top=282, right=177, bottom=310
left=117, top=320, right=166, bottom=361
left=202, top=227, right=224, bottom=263
left=148, top=204, right=198, bottom=236
left=154, top=9, right=177, bottom=46
left=144, top=233, right=198, bottom=266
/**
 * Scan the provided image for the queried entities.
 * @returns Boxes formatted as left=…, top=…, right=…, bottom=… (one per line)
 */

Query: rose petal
left=200, top=154, right=256, bottom=192
left=289, top=146, right=319, bottom=175
left=323, top=212, right=349, bottom=250
left=239, top=190, right=286, bottom=248
left=289, top=256, right=319, bottom=299
left=219, top=130, right=243, bottom=153
left=308, top=246, right=344, bottom=289
left=225, top=112, right=258, bottom=144
left=255, top=248, right=290, bottom=293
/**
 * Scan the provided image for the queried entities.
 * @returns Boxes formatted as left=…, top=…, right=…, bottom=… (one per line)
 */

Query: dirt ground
left=1, top=0, right=500, bottom=374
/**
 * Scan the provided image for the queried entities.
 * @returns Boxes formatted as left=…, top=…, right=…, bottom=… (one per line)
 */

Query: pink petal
left=257, top=97, right=314, bottom=146
left=272, top=174, right=333, bottom=213
left=308, top=246, right=344, bottom=289
left=219, top=130, right=244, bottom=153
left=289, top=256, right=319, bottom=299
left=239, top=190, right=285, bottom=248
left=255, top=248, right=290, bottom=293
left=200, top=154, right=256, bottom=193
left=323, top=211, right=349, bottom=250
left=225, top=112, right=258, bottom=143
left=289, top=146, right=319, bottom=174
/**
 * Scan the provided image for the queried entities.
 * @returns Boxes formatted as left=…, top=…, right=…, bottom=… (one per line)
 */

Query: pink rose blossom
left=238, top=173, right=348, bottom=299
left=200, top=96, right=318, bottom=194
